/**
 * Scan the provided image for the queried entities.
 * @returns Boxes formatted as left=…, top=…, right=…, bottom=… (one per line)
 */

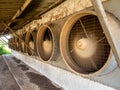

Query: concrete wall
left=104, top=0, right=120, bottom=21
left=16, top=0, right=107, bottom=34
left=12, top=50, right=115, bottom=90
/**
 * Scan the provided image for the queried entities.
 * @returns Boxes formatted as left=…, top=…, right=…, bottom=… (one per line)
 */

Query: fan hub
left=76, top=38, right=89, bottom=50
left=75, top=38, right=96, bottom=58
left=43, top=40, right=52, bottom=55
left=29, top=41, right=34, bottom=50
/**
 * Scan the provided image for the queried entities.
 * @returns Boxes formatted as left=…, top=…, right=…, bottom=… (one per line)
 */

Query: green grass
left=0, top=43, right=11, bottom=55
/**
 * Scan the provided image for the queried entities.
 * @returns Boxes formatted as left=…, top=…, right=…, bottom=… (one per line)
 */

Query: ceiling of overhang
left=0, top=0, right=64, bottom=35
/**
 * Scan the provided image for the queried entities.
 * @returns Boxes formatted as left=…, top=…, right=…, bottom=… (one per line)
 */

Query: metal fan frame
left=36, top=25, right=54, bottom=61
left=25, top=31, right=37, bottom=56
left=60, top=10, right=113, bottom=77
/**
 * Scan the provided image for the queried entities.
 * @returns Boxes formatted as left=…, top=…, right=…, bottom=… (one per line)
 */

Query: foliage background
left=0, top=42, right=11, bottom=55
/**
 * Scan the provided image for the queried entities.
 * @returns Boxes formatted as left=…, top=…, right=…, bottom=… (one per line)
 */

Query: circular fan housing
left=10, top=37, right=14, bottom=49
left=12, top=37, right=16, bottom=50
left=21, top=33, right=26, bottom=53
left=8, top=38, right=12, bottom=49
left=36, top=25, right=54, bottom=61
left=25, top=31, right=37, bottom=56
left=15, top=37, right=19, bottom=51
left=18, top=35, right=23, bottom=52
left=60, top=11, right=114, bottom=76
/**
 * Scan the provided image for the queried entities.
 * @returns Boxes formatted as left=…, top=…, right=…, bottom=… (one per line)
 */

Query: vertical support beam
left=91, top=0, right=120, bottom=66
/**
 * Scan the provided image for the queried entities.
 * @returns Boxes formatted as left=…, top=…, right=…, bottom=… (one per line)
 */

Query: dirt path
left=3, top=55, right=63, bottom=90
left=0, top=56, right=20, bottom=90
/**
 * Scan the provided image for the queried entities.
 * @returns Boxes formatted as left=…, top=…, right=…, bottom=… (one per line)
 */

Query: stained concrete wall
left=16, top=0, right=107, bottom=34
left=12, top=50, right=115, bottom=90
left=104, top=0, right=120, bottom=21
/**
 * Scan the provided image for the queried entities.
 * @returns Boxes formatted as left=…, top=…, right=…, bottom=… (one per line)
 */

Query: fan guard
left=36, top=25, right=53, bottom=61
left=18, top=34, right=23, bottom=52
left=12, top=37, right=16, bottom=50
left=60, top=11, right=116, bottom=76
left=69, top=15, right=110, bottom=74
left=8, top=38, right=12, bottom=49
left=25, top=31, right=37, bottom=56
left=21, top=33, right=26, bottom=53
left=15, top=37, right=19, bottom=51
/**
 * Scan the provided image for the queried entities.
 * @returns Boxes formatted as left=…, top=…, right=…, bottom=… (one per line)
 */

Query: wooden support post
left=91, top=0, right=120, bottom=66
left=2, top=22, right=36, bottom=55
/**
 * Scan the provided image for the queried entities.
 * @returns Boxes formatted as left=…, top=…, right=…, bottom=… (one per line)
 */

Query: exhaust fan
left=25, top=30, right=37, bottom=56
left=36, top=25, right=53, bottom=61
left=60, top=11, right=116, bottom=77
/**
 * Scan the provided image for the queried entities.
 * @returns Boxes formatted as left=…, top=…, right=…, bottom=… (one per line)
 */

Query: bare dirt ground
left=2, top=55, right=63, bottom=90
left=0, top=56, right=20, bottom=90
